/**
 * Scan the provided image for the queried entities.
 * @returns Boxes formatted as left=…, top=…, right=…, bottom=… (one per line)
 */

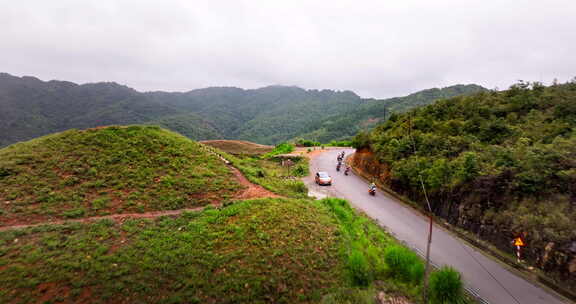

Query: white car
left=315, top=172, right=332, bottom=186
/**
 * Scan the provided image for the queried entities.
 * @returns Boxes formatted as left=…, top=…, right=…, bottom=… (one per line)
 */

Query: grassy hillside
left=0, top=198, right=343, bottom=303
left=0, top=125, right=241, bottom=226
left=354, top=80, right=576, bottom=290
left=0, top=197, right=447, bottom=304
left=0, top=125, right=469, bottom=303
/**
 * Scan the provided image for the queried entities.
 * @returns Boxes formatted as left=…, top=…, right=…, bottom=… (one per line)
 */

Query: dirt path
left=229, top=166, right=279, bottom=199
left=0, top=165, right=279, bottom=232
left=0, top=206, right=209, bottom=232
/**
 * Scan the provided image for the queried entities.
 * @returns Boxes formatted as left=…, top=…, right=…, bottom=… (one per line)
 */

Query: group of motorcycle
left=336, top=151, right=350, bottom=175
left=335, top=150, right=375, bottom=195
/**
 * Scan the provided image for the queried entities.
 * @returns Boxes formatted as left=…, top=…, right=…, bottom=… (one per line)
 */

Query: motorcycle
left=344, top=167, right=350, bottom=175
left=368, top=187, right=376, bottom=196
left=336, top=164, right=341, bottom=171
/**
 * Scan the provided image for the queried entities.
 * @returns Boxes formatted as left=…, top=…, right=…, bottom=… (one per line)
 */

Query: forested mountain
left=0, top=72, right=483, bottom=146
left=352, top=80, right=576, bottom=289
left=295, top=84, right=486, bottom=143
left=151, top=85, right=366, bottom=143
left=0, top=73, right=187, bottom=147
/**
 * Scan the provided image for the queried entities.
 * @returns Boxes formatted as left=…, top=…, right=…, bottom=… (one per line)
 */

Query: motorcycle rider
left=369, top=182, right=376, bottom=193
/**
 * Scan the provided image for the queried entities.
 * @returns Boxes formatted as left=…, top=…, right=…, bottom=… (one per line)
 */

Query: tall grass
left=319, top=198, right=389, bottom=287
left=383, top=245, right=425, bottom=284
left=429, top=266, right=464, bottom=304
left=347, top=249, right=371, bottom=286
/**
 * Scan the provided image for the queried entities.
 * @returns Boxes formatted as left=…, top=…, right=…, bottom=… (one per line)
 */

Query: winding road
left=305, top=148, right=568, bottom=304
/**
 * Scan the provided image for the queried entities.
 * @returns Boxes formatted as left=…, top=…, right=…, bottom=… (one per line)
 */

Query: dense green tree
left=356, top=80, right=576, bottom=288
left=0, top=72, right=485, bottom=147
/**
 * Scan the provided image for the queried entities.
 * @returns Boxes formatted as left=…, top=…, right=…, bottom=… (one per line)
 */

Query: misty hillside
left=0, top=72, right=484, bottom=146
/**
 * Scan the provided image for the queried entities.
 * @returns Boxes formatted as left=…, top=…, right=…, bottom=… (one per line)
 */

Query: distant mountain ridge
left=294, top=84, right=487, bottom=143
left=0, top=72, right=485, bottom=146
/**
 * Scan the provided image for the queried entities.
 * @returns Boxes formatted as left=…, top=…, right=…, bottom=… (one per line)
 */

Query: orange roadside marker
left=514, top=237, right=525, bottom=246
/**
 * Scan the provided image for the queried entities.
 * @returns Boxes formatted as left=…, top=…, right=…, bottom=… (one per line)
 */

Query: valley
left=0, top=75, right=574, bottom=304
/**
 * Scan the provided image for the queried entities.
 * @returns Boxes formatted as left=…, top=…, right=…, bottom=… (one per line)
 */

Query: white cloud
left=1, top=0, right=575, bottom=97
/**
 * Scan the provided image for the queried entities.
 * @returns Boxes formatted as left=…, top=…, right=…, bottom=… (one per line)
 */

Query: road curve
left=305, top=148, right=568, bottom=304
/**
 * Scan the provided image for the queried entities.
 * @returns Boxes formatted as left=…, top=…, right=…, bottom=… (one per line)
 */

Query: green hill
left=353, top=80, right=576, bottom=290
left=0, top=196, right=428, bottom=303
left=295, top=84, right=486, bottom=143
left=0, top=72, right=484, bottom=147
left=0, top=125, right=468, bottom=303
left=0, top=125, right=241, bottom=226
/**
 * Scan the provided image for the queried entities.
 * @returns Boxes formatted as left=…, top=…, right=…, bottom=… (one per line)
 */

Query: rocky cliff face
left=352, top=149, right=576, bottom=294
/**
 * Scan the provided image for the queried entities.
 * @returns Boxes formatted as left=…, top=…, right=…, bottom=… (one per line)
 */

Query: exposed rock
left=376, top=291, right=412, bottom=304
left=541, top=242, right=555, bottom=268
left=569, top=241, right=576, bottom=254
left=569, top=256, right=576, bottom=274
left=377, top=291, right=386, bottom=303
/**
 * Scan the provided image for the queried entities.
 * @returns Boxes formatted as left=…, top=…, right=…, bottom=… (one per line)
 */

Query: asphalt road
left=305, top=148, right=568, bottom=304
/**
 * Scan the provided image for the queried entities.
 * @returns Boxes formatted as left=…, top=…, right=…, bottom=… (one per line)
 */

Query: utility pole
left=423, top=209, right=433, bottom=303
left=408, top=114, right=434, bottom=303
left=419, top=175, right=433, bottom=304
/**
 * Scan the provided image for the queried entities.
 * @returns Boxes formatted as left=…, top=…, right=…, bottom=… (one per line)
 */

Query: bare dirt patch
left=0, top=207, right=207, bottom=232
left=229, top=166, right=279, bottom=199
left=295, top=147, right=348, bottom=160
left=36, top=282, right=71, bottom=304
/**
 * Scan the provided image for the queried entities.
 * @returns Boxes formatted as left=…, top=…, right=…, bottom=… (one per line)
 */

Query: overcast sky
left=1, top=0, right=575, bottom=98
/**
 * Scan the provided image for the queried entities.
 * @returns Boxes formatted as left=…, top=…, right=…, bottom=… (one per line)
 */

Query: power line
left=405, top=113, right=511, bottom=303
left=404, top=113, right=521, bottom=304
left=406, top=113, right=434, bottom=303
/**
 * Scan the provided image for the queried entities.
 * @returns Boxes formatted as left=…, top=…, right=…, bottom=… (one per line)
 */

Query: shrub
left=0, top=167, right=14, bottom=178
left=289, top=181, right=308, bottom=194
left=92, top=196, right=110, bottom=210
left=352, top=131, right=371, bottom=149
left=296, top=139, right=321, bottom=147
left=262, top=142, right=294, bottom=158
left=292, top=164, right=308, bottom=177
left=410, top=261, right=425, bottom=284
left=384, top=245, right=424, bottom=283
left=347, top=249, right=372, bottom=286
left=429, top=267, right=464, bottom=304
left=328, top=140, right=353, bottom=147
left=62, top=208, right=86, bottom=218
